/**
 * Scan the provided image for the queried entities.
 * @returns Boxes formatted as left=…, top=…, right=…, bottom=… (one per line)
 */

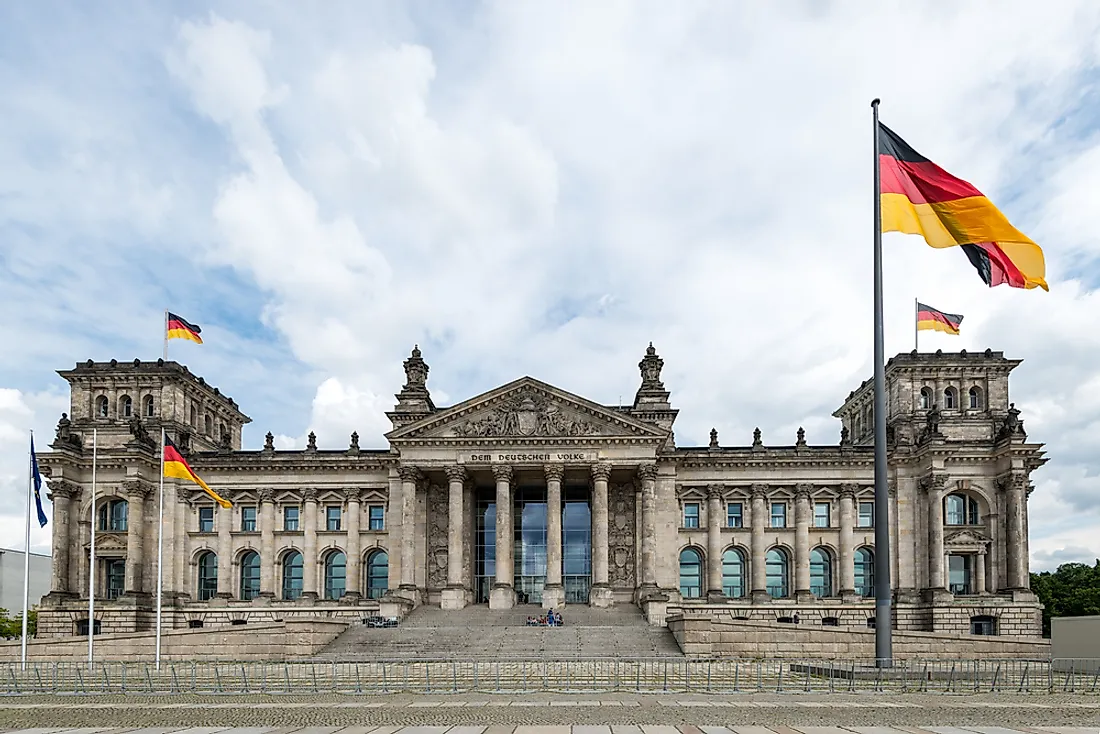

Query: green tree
left=0, top=607, right=37, bottom=639
left=1031, top=560, right=1100, bottom=637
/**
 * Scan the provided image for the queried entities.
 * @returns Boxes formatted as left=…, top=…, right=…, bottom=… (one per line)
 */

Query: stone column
left=750, top=484, right=768, bottom=601
left=975, top=550, right=987, bottom=595
left=122, top=480, right=149, bottom=595
left=344, top=487, right=362, bottom=601
left=46, top=480, right=76, bottom=595
left=216, top=499, right=233, bottom=599
left=397, top=467, right=420, bottom=593
left=301, top=488, right=319, bottom=601
left=924, top=475, right=946, bottom=592
left=1005, top=474, right=1028, bottom=590
left=442, top=466, right=468, bottom=610
left=838, top=485, right=856, bottom=597
left=542, top=464, right=565, bottom=609
left=637, top=463, right=658, bottom=591
left=258, top=489, right=276, bottom=598
left=706, top=485, right=724, bottom=600
left=794, top=484, right=812, bottom=600
left=590, top=463, right=613, bottom=607
left=489, top=464, right=515, bottom=609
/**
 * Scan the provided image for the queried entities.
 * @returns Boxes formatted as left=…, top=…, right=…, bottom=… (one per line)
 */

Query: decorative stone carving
left=306, top=432, right=317, bottom=452
left=591, top=463, right=612, bottom=482
left=752, top=427, right=763, bottom=448
left=445, top=465, right=467, bottom=483
left=451, top=390, right=607, bottom=438
left=257, top=488, right=275, bottom=504
left=638, top=342, right=664, bottom=389
left=709, top=428, right=719, bottom=449
left=839, top=425, right=851, bottom=446
left=349, top=432, right=359, bottom=453
left=838, top=483, right=857, bottom=500
left=398, top=466, right=423, bottom=483
left=426, top=482, right=448, bottom=590
left=707, top=484, right=724, bottom=500
left=491, top=464, right=513, bottom=482
left=750, top=483, right=768, bottom=500
left=919, top=473, right=948, bottom=494
left=46, top=479, right=80, bottom=501
left=921, top=406, right=942, bottom=441
left=343, top=486, right=362, bottom=502
left=796, top=426, right=806, bottom=447
left=636, top=463, right=657, bottom=481
left=997, top=403, right=1026, bottom=440
left=263, top=432, right=275, bottom=452
left=301, top=487, right=319, bottom=502
left=127, top=416, right=155, bottom=448
left=403, top=344, right=429, bottom=392
left=123, top=478, right=154, bottom=499
left=543, top=464, right=565, bottom=482
left=794, top=483, right=812, bottom=499
left=607, top=482, right=636, bottom=587
left=54, top=413, right=82, bottom=449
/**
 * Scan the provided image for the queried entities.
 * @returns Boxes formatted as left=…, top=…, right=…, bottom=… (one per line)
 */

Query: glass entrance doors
left=563, top=485, right=591, bottom=603
left=513, top=486, right=547, bottom=604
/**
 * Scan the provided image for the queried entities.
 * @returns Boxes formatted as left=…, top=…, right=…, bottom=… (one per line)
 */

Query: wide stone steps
left=313, top=603, right=683, bottom=660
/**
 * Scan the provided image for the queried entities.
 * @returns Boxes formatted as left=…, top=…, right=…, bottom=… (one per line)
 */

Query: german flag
left=878, top=123, right=1048, bottom=291
left=167, top=312, right=203, bottom=344
left=163, top=434, right=231, bottom=508
left=917, top=302, right=963, bottom=335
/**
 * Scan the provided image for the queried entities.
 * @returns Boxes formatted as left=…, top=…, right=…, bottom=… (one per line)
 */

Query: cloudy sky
left=1, top=1, right=1097, bottom=571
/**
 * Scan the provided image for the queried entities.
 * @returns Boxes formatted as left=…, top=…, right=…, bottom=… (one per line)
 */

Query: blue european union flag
left=31, top=435, right=47, bottom=528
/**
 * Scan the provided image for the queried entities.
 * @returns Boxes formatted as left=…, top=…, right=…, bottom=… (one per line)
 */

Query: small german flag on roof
left=167, top=312, right=203, bottom=344
left=917, top=302, right=963, bottom=336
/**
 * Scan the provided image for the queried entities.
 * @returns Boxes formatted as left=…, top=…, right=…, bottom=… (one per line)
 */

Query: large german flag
left=878, top=123, right=1048, bottom=291
left=163, top=434, right=231, bottom=508
left=917, top=302, right=963, bottom=335
left=167, top=312, right=203, bottom=344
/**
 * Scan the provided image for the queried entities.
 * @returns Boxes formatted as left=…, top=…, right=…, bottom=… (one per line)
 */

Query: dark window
left=204, top=415, right=212, bottom=436
left=284, top=506, right=300, bottom=531
left=809, top=547, right=833, bottom=597
left=721, top=548, right=745, bottom=598
left=944, top=387, right=958, bottom=409
left=368, top=505, right=385, bottom=530
left=96, top=396, right=109, bottom=417
left=683, top=503, right=699, bottom=528
left=945, top=494, right=980, bottom=525
left=766, top=548, right=789, bottom=598
left=187, top=619, right=203, bottom=629
left=325, top=551, right=347, bottom=600
left=366, top=550, right=388, bottom=599
left=726, top=502, right=743, bottom=528
left=98, top=500, right=128, bottom=532
left=144, top=395, right=155, bottom=417
left=326, top=506, right=342, bottom=531
left=239, top=551, right=260, bottom=600
left=813, top=502, right=830, bottom=528
left=120, top=396, right=133, bottom=417
left=282, top=551, right=303, bottom=600
left=241, top=506, right=257, bottom=532
left=867, top=617, right=876, bottom=629
left=970, top=615, right=997, bottom=635
left=197, top=551, right=218, bottom=601
left=948, top=554, right=974, bottom=595
left=106, top=559, right=125, bottom=599
left=822, top=617, right=839, bottom=627
left=679, top=547, right=703, bottom=598
left=777, top=616, right=796, bottom=624
left=854, top=547, right=875, bottom=597
left=968, top=386, right=983, bottom=409
left=230, top=619, right=246, bottom=626
left=858, top=501, right=875, bottom=528
left=198, top=507, right=214, bottom=533
left=919, top=387, right=932, bottom=410
left=76, top=619, right=102, bottom=636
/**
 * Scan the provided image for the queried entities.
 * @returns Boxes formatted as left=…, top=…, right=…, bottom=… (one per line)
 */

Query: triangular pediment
left=944, top=528, right=991, bottom=546
left=386, top=377, right=667, bottom=442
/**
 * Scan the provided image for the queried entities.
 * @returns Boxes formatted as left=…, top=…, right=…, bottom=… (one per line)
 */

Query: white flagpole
left=88, top=429, right=97, bottom=669
left=163, top=310, right=169, bottom=362
left=21, top=431, right=33, bottom=671
left=155, top=427, right=166, bottom=669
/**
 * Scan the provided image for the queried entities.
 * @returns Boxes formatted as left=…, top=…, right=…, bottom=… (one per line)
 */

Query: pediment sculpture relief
left=450, top=391, right=610, bottom=438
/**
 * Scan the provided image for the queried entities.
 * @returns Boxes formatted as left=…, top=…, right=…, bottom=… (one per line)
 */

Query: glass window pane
left=284, top=507, right=300, bottom=531
left=858, top=502, right=874, bottom=528
left=325, top=552, right=347, bottom=599
left=199, top=507, right=214, bottom=533
left=770, top=503, right=786, bottom=528
left=683, top=503, right=699, bottom=528
left=368, top=506, right=385, bottom=530
left=726, top=503, right=742, bottom=528
left=241, top=506, right=257, bottom=532
left=766, top=549, right=788, bottom=598
left=813, top=503, right=830, bottom=528
left=721, top=549, right=744, bottom=597
left=679, top=548, right=702, bottom=598
left=326, top=506, right=342, bottom=531
left=282, top=551, right=303, bottom=600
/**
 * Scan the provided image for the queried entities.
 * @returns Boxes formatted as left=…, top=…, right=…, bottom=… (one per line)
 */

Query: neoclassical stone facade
left=37, top=345, right=1047, bottom=639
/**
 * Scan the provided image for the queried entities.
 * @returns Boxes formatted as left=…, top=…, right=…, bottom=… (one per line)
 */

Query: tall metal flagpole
left=155, top=427, right=166, bottom=669
left=871, top=98, right=894, bottom=666
left=914, top=298, right=919, bottom=351
left=88, top=429, right=97, bottom=669
left=21, top=431, right=33, bottom=670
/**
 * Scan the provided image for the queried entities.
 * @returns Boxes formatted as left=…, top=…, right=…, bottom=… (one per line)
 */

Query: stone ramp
left=314, top=603, right=683, bottom=659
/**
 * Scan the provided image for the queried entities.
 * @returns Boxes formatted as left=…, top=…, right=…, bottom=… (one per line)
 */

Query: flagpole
left=914, top=298, right=919, bottom=352
left=21, top=431, right=33, bottom=670
left=871, top=98, right=894, bottom=667
left=163, top=310, right=169, bottom=362
left=88, top=428, right=97, bottom=669
left=155, top=427, right=166, bottom=669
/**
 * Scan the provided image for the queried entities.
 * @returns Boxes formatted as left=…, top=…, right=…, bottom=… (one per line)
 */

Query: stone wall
left=0, top=619, right=347, bottom=662
left=667, top=614, right=1051, bottom=660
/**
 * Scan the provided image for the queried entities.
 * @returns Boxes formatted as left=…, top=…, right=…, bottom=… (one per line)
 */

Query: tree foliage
left=1031, top=560, right=1100, bottom=637
left=0, top=607, right=37, bottom=639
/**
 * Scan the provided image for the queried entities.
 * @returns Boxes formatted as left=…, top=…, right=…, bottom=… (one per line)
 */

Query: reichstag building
left=37, top=344, right=1046, bottom=639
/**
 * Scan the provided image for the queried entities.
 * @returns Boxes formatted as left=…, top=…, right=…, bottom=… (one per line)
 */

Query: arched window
left=144, top=395, right=155, bottom=417
left=120, top=395, right=133, bottom=418
left=968, top=386, right=983, bottom=409
left=766, top=548, right=789, bottom=598
left=944, top=493, right=979, bottom=525
left=944, top=387, right=958, bottom=410
left=678, top=548, right=703, bottom=599
left=919, top=387, right=932, bottom=410
left=282, top=550, right=303, bottom=600
left=190, top=405, right=198, bottom=427
left=324, top=551, right=347, bottom=600
left=721, top=548, right=745, bottom=598
left=98, top=499, right=128, bottom=532
left=219, top=423, right=228, bottom=445
left=854, top=415, right=862, bottom=437
left=204, top=415, right=212, bottom=436
left=96, top=396, right=109, bottom=418
left=365, top=549, right=388, bottom=599
left=239, top=551, right=260, bottom=600
left=197, top=551, right=218, bottom=601
left=854, top=547, right=874, bottom=597
left=810, top=547, right=833, bottom=597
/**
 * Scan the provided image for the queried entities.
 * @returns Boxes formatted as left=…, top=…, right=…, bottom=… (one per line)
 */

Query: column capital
left=591, top=462, right=612, bottom=482
left=445, top=465, right=468, bottom=483
left=122, top=478, right=154, bottom=500
left=258, top=487, right=276, bottom=504
left=794, top=483, right=813, bottom=500
left=46, top=478, right=80, bottom=501
left=750, top=483, right=768, bottom=500
left=707, top=484, right=724, bottom=501
left=636, top=463, right=657, bottom=481
left=544, top=464, right=565, bottom=482
left=398, top=466, right=423, bottom=483
left=301, top=487, right=319, bottom=502
left=838, top=483, right=858, bottom=500
left=492, top=464, right=513, bottom=482
left=343, top=486, right=363, bottom=502
left=919, top=472, right=948, bottom=494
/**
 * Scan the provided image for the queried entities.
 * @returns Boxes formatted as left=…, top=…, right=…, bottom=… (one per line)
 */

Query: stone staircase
left=313, top=603, right=683, bottom=660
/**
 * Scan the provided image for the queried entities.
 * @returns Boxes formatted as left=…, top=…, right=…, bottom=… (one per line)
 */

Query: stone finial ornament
left=752, top=427, right=763, bottom=448
left=306, top=431, right=317, bottom=451
left=839, top=425, right=851, bottom=446
left=349, top=431, right=360, bottom=451
left=263, top=432, right=275, bottom=451
left=709, top=428, right=719, bottom=449
left=403, top=344, right=429, bottom=391
left=638, top=342, right=665, bottom=389
left=796, top=426, right=806, bottom=447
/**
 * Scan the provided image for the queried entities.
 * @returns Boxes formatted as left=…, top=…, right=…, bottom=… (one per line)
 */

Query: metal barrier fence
left=2, top=658, right=1099, bottom=695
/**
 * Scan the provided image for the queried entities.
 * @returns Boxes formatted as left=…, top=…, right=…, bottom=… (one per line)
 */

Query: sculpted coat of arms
left=451, top=390, right=607, bottom=437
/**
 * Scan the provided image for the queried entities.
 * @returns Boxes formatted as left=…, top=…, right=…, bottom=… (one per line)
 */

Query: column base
left=488, top=584, right=515, bottom=610
left=541, top=583, right=565, bottom=610
left=251, top=594, right=273, bottom=606
left=440, top=585, right=468, bottom=610
left=706, top=590, right=727, bottom=603
left=340, top=591, right=362, bottom=605
left=589, top=583, right=614, bottom=608
left=257, top=591, right=276, bottom=599
left=921, top=587, right=953, bottom=603
left=794, top=589, right=815, bottom=602
left=1006, top=588, right=1037, bottom=602
left=839, top=589, right=862, bottom=604
left=750, top=589, right=772, bottom=603
left=299, top=591, right=319, bottom=603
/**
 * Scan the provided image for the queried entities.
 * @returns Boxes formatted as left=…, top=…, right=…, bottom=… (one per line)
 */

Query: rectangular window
left=948, top=554, right=973, bottom=595
left=106, top=559, right=125, bottom=599
left=241, top=506, right=257, bottom=532
left=198, top=507, right=215, bottom=533
left=770, top=502, right=787, bottom=528
left=326, top=505, right=342, bottom=531
left=683, top=502, right=700, bottom=528
left=858, top=501, right=875, bottom=528
left=368, top=505, right=385, bottom=530
left=726, top=502, right=743, bottom=528
left=284, top=506, right=300, bottom=531
left=813, top=502, right=830, bottom=528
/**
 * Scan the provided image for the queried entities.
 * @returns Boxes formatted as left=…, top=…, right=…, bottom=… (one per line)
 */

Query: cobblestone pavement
left=0, top=694, right=1097, bottom=729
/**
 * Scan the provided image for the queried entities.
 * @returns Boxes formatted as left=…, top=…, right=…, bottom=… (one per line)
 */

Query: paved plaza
left=0, top=694, right=1097, bottom=729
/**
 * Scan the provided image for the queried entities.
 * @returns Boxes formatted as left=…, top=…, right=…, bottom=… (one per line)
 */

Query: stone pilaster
left=489, top=464, right=515, bottom=609
left=794, top=483, right=812, bottom=600
left=637, top=463, right=658, bottom=591
left=397, top=468, right=420, bottom=594
left=976, top=549, right=987, bottom=595
left=46, top=480, right=78, bottom=596
left=589, top=463, right=613, bottom=607
left=344, top=487, right=362, bottom=602
left=838, top=484, right=856, bottom=598
left=749, top=483, right=768, bottom=601
left=1004, top=473, right=1028, bottom=590
left=123, top=479, right=151, bottom=596
left=706, top=484, right=724, bottom=601
left=216, top=498, right=233, bottom=599
left=923, top=474, right=947, bottom=595
left=301, top=487, right=319, bottom=601
left=258, top=489, right=276, bottom=598
left=441, top=466, right=468, bottom=610
left=542, top=464, right=565, bottom=609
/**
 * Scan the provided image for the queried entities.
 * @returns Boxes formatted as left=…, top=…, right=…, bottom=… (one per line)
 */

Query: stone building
left=36, top=345, right=1046, bottom=640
